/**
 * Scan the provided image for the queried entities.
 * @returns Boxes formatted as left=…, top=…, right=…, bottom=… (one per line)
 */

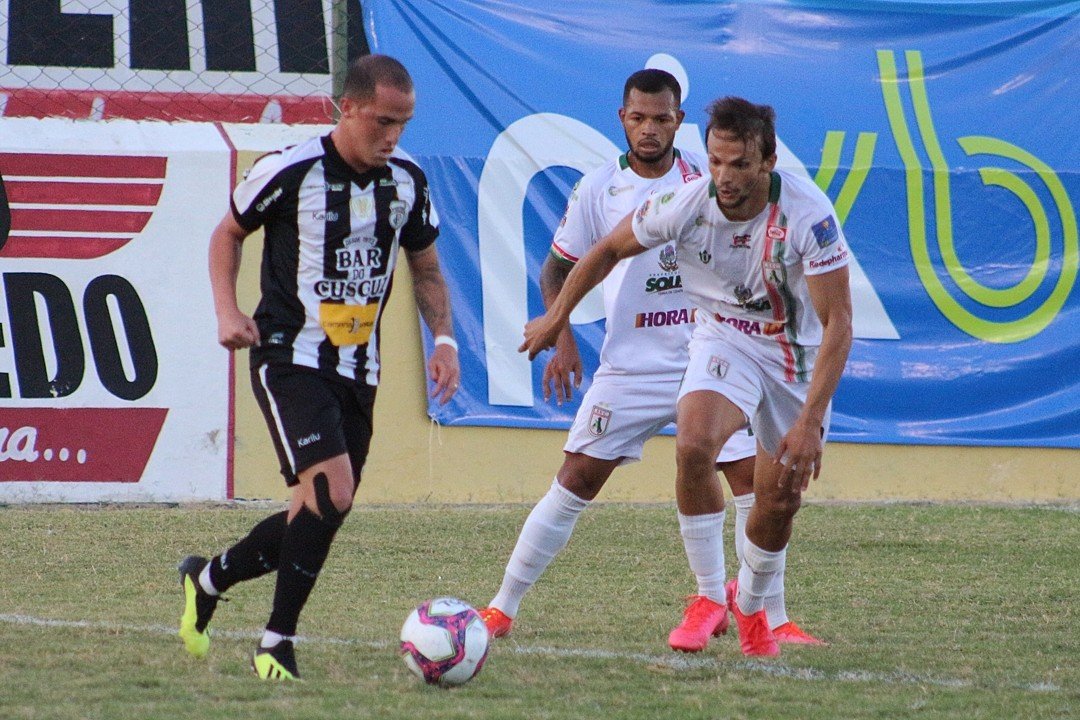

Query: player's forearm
left=539, top=255, right=572, bottom=310
left=408, top=250, right=454, bottom=338
left=801, top=311, right=852, bottom=427
left=546, top=243, right=618, bottom=324
left=208, top=225, right=244, bottom=317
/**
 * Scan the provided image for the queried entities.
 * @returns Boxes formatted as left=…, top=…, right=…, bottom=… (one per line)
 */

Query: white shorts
left=565, top=373, right=756, bottom=465
left=678, top=330, right=831, bottom=456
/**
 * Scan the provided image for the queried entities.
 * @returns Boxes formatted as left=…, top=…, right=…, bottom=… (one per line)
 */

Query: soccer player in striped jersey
left=177, top=55, right=460, bottom=680
left=480, top=71, right=822, bottom=652
left=520, top=96, right=852, bottom=657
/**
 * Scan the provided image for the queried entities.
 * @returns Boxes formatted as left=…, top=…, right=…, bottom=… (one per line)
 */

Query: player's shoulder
left=388, top=148, right=431, bottom=189
left=243, top=135, right=325, bottom=185
left=574, top=156, right=624, bottom=195
left=775, top=170, right=836, bottom=220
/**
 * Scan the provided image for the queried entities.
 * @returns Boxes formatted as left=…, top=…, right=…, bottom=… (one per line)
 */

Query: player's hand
left=773, top=418, right=823, bottom=492
left=519, top=312, right=565, bottom=361
left=543, top=332, right=583, bottom=405
left=217, top=309, right=259, bottom=350
left=428, top=342, right=461, bottom=406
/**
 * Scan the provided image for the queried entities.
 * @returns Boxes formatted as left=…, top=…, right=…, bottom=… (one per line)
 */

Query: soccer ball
left=399, top=597, right=489, bottom=687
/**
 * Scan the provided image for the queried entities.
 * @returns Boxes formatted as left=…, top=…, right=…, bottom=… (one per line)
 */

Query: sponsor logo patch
left=731, top=233, right=751, bottom=249
left=635, top=197, right=653, bottom=223
left=808, top=246, right=849, bottom=270
left=811, top=215, right=839, bottom=248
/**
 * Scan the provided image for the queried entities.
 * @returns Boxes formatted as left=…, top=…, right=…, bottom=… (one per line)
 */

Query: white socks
left=199, top=562, right=220, bottom=596
left=677, top=510, right=727, bottom=603
left=736, top=539, right=786, bottom=615
left=259, top=630, right=294, bottom=648
left=490, top=478, right=590, bottom=618
left=732, top=493, right=788, bottom=628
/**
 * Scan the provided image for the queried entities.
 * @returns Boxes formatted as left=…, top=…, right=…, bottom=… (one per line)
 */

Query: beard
left=625, top=132, right=673, bottom=165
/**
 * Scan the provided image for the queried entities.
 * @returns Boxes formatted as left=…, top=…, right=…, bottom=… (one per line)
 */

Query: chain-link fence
left=1, top=0, right=367, bottom=123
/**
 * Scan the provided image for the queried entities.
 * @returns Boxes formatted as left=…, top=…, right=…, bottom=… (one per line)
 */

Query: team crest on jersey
left=351, top=195, right=374, bottom=221
left=658, top=244, right=678, bottom=272
left=707, top=355, right=729, bottom=379
left=762, top=260, right=784, bottom=284
left=388, top=200, right=408, bottom=229
left=588, top=405, right=612, bottom=436
left=731, top=233, right=751, bottom=249
left=698, top=248, right=712, bottom=264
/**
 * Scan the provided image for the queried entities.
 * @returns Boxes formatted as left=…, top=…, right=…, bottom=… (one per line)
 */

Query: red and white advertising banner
left=0, top=118, right=231, bottom=501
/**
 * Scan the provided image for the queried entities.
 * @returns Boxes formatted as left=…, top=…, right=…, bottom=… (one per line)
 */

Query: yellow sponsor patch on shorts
left=319, top=302, right=377, bottom=346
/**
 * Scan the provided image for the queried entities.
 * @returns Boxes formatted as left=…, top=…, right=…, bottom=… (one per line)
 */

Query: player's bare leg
left=668, top=391, right=743, bottom=652
left=482, top=452, right=622, bottom=637
left=721, top=455, right=823, bottom=644
left=727, top=444, right=801, bottom=656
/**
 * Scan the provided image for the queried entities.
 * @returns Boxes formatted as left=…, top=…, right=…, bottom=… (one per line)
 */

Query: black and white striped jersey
left=231, top=134, right=439, bottom=386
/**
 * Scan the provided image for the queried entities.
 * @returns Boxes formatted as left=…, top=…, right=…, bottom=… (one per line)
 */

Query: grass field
left=0, top=502, right=1075, bottom=719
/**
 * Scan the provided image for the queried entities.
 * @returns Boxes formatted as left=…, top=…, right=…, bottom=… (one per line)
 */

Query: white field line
left=0, top=613, right=1061, bottom=694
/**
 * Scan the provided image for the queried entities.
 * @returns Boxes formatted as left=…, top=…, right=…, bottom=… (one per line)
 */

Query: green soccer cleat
left=177, top=555, right=220, bottom=659
left=252, top=640, right=301, bottom=680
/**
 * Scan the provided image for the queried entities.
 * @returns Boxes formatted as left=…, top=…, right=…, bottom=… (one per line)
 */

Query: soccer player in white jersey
left=176, top=55, right=460, bottom=680
left=521, top=96, right=852, bottom=657
left=480, top=72, right=822, bottom=652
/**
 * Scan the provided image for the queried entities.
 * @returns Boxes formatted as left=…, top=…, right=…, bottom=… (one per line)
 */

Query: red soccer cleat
left=668, top=595, right=729, bottom=653
left=726, top=579, right=780, bottom=657
left=478, top=606, right=514, bottom=638
left=772, top=620, right=827, bottom=646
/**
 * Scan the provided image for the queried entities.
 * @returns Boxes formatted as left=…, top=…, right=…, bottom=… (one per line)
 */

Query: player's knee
left=312, top=472, right=352, bottom=526
left=675, top=433, right=719, bottom=471
left=759, top=488, right=801, bottom=520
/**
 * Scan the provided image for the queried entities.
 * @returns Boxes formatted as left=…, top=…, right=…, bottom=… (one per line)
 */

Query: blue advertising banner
left=364, top=0, right=1079, bottom=448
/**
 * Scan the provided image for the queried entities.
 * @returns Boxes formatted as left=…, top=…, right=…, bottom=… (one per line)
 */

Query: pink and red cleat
left=772, top=620, right=826, bottom=646
left=726, top=579, right=780, bottom=657
left=668, top=595, right=729, bottom=652
left=478, top=606, right=514, bottom=638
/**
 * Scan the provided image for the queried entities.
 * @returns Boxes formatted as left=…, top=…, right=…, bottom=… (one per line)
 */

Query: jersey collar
left=321, top=134, right=392, bottom=187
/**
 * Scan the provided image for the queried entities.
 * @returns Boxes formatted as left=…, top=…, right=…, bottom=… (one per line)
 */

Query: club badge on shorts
left=588, top=405, right=612, bottom=436
left=708, top=355, right=729, bottom=378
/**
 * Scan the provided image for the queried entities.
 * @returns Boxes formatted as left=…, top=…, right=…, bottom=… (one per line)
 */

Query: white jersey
left=632, top=170, right=850, bottom=382
left=551, top=149, right=705, bottom=381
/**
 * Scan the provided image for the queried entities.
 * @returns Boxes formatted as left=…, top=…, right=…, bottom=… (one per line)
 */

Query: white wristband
left=434, top=334, right=458, bottom=352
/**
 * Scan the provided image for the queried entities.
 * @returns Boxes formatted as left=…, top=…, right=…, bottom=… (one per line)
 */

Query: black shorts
left=250, top=363, right=376, bottom=487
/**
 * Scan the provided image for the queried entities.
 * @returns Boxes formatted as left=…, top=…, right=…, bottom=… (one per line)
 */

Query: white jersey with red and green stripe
left=631, top=169, right=850, bottom=382
left=551, top=149, right=705, bottom=381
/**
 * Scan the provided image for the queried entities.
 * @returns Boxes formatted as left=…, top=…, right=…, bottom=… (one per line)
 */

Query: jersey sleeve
left=230, top=151, right=288, bottom=233
left=630, top=183, right=695, bottom=250
left=399, top=169, right=440, bottom=253
left=550, top=177, right=599, bottom=263
left=798, top=211, right=851, bottom=276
